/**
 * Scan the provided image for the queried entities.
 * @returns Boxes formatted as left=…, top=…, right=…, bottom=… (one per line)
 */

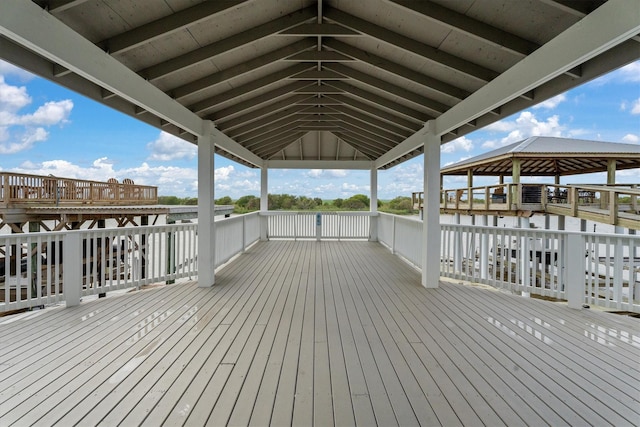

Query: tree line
left=157, top=194, right=415, bottom=214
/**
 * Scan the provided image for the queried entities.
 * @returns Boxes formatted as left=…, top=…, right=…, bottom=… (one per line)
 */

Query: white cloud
left=146, top=131, right=197, bottom=161
left=0, top=127, right=48, bottom=154
left=533, top=94, right=566, bottom=110
left=622, top=134, right=639, bottom=144
left=307, top=169, right=348, bottom=178
left=0, top=76, right=31, bottom=111
left=631, top=98, right=640, bottom=115
left=0, top=60, right=34, bottom=81
left=482, top=111, right=565, bottom=147
left=215, top=165, right=234, bottom=181
left=441, top=136, right=473, bottom=153
left=0, top=74, right=73, bottom=154
left=618, top=61, right=640, bottom=83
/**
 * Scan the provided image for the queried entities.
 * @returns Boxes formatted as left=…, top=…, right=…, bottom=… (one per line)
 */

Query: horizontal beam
left=267, top=160, right=373, bottom=169
left=279, top=23, right=360, bottom=36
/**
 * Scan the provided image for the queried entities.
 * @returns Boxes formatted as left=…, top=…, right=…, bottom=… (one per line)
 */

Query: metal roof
left=440, top=137, right=640, bottom=176
left=1, top=0, right=639, bottom=170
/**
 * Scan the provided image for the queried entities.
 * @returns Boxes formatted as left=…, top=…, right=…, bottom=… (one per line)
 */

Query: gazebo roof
left=1, top=1, right=639, bottom=170
left=440, top=137, right=640, bottom=176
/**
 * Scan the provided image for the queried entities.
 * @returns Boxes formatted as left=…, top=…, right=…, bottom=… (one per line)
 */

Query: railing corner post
left=64, top=231, right=82, bottom=307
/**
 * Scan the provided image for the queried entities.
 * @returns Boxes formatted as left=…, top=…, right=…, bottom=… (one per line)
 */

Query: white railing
left=378, top=213, right=422, bottom=267
left=378, top=213, right=640, bottom=313
left=262, top=211, right=373, bottom=240
left=0, top=212, right=260, bottom=313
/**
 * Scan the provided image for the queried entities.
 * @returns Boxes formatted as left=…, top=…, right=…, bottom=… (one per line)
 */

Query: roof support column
left=422, top=122, right=440, bottom=288
left=260, top=165, right=268, bottom=241
left=198, top=121, right=216, bottom=287
left=512, top=158, right=521, bottom=208
left=370, top=166, right=378, bottom=242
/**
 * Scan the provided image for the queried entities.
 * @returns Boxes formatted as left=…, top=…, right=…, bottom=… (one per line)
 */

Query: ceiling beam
left=324, top=104, right=413, bottom=138
left=212, top=94, right=315, bottom=127
left=224, top=105, right=312, bottom=137
left=42, top=0, right=89, bottom=13
left=324, top=95, right=420, bottom=132
left=235, top=116, right=308, bottom=142
left=253, top=133, right=308, bottom=157
left=267, top=160, right=373, bottom=169
left=188, top=63, right=313, bottom=114
left=139, top=8, right=316, bottom=81
left=324, top=39, right=469, bottom=101
left=389, top=0, right=537, bottom=56
left=279, top=23, right=360, bottom=36
left=98, top=1, right=248, bottom=55
left=324, top=6, right=498, bottom=83
left=324, top=63, right=450, bottom=114
left=289, top=69, right=348, bottom=80
left=294, top=85, right=344, bottom=94
left=210, top=81, right=315, bottom=121
left=326, top=114, right=406, bottom=143
left=171, top=39, right=316, bottom=100
left=332, top=132, right=387, bottom=157
left=326, top=81, right=432, bottom=123
left=285, top=50, right=355, bottom=62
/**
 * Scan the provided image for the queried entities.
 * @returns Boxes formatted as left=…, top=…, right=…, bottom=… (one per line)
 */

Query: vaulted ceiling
left=1, top=0, right=639, bottom=169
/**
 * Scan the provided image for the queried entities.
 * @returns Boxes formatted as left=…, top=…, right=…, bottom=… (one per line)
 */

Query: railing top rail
left=0, top=171, right=157, bottom=190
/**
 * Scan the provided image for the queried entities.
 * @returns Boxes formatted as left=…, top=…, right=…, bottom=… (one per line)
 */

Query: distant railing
left=0, top=212, right=260, bottom=313
left=378, top=213, right=640, bottom=313
left=0, top=172, right=158, bottom=207
left=414, top=183, right=639, bottom=227
left=262, top=211, right=373, bottom=240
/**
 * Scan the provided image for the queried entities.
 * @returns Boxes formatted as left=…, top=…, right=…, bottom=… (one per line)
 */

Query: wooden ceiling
left=2, top=0, right=639, bottom=169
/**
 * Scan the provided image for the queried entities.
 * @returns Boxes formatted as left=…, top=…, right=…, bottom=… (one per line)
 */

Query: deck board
left=1, top=240, right=639, bottom=426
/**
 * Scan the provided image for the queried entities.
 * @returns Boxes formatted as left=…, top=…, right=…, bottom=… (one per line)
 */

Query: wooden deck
left=0, top=241, right=638, bottom=426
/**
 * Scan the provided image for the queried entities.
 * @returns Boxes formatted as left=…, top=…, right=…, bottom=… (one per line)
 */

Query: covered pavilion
left=1, top=0, right=639, bottom=287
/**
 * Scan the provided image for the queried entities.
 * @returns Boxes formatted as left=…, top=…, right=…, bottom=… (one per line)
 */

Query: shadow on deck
left=0, top=241, right=638, bottom=426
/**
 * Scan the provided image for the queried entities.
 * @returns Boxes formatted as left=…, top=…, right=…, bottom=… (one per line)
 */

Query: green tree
left=333, top=198, right=343, bottom=208
left=215, top=196, right=233, bottom=205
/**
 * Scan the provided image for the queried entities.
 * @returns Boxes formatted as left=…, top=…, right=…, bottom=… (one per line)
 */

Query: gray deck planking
left=0, top=240, right=638, bottom=426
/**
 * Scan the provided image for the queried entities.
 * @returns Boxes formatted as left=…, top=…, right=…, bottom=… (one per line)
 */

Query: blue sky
left=0, top=59, right=638, bottom=200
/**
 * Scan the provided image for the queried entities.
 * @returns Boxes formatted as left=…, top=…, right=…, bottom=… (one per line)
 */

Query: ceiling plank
left=224, top=105, right=313, bottom=137
left=211, top=94, right=315, bottom=127
left=324, top=39, right=469, bottom=100
left=188, top=63, right=313, bottom=114
left=242, top=122, right=305, bottom=147
left=389, top=0, right=538, bottom=56
left=324, top=104, right=413, bottom=138
left=324, top=95, right=420, bottom=132
left=139, top=8, right=316, bottom=80
left=171, top=39, right=316, bottom=100
left=234, top=115, right=309, bottom=141
left=99, top=1, right=249, bottom=55
left=326, top=114, right=407, bottom=143
left=332, top=132, right=387, bottom=157
left=325, top=6, right=498, bottom=83
left=324, top=63, right=450, bottom=114
left=326, top=81, right=432, bottom=123
left=210, top=81, right=315, bottom=121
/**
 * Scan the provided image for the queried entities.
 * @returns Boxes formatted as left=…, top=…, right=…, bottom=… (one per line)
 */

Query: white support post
left=370, top=166, right=378, bottom=242
left=566, top=233, right=585, bottom=309
left=260, top=165, right=268, bottom=241
left=422, top=122, right=440, bottom=288
left=479, top=215, right=488, bottom=280
left=519, top=217, right=531, bottom=297
left=64, top=231, right=82, bottom=307
left=197, top=121, right=215, bottom=288
left=453, top=213, right=462, bottom=273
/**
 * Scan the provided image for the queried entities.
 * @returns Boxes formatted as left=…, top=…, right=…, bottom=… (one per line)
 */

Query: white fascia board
left=0, top=0, right=201, bottom=135
left=267, top=160, right=374, bottom=170
left=376, top=0, right=640, bottom=169
left=210, top=127, right=264, bottom=168
left=375, top=125, right=428, bottom=169
left=434, top=0, right=640, bottom=136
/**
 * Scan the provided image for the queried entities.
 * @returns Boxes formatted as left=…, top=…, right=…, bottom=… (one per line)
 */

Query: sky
left=0, top=59, right=638, bottom=201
